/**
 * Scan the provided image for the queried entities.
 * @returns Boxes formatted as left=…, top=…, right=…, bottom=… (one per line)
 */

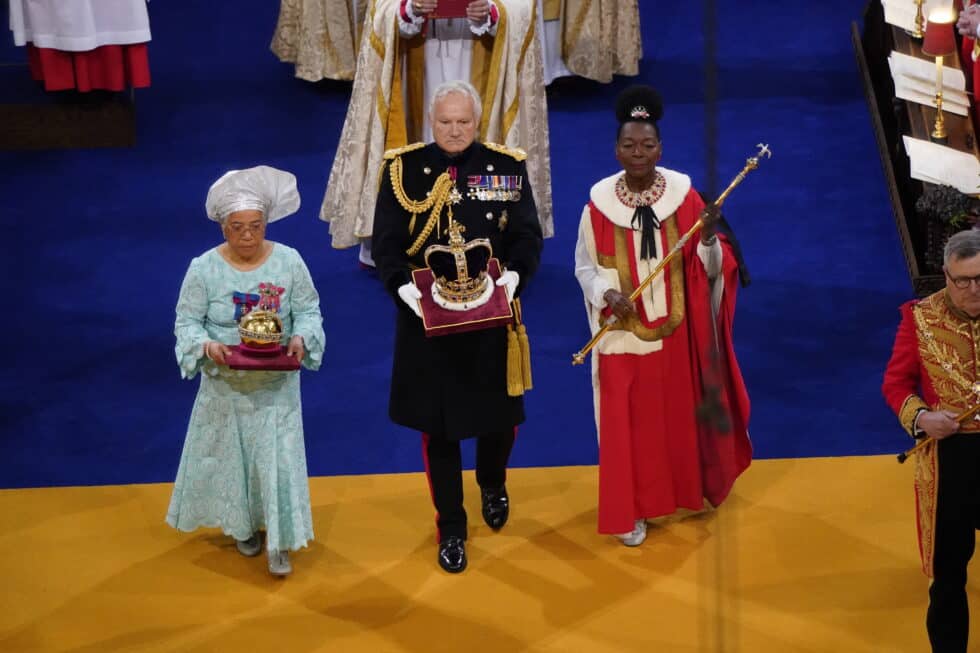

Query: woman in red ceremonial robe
left=574, top=85, right=751, bottom=546
left=9, top=0, right=151, bottom=92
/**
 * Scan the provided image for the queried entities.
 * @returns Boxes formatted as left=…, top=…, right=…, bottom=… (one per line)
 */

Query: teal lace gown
left=166, top=243, right=324, bottom=552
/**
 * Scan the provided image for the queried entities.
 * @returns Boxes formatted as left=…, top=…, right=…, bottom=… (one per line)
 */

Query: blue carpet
left=0, top=1, right=912, bottom=488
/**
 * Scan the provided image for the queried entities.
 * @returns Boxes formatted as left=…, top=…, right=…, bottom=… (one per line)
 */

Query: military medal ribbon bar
left=466, top=175, right=523, bottom=201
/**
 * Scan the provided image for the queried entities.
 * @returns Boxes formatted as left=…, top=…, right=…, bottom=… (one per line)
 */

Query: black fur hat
left=615, top=85, right=664, bottom=125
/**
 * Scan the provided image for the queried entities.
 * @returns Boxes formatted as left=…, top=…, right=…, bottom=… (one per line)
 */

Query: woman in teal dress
left=166, top=166, right=325, bottom=577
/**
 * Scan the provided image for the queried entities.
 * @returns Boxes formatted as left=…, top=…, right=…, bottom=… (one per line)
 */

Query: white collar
left=589, top=167, right=691, bottom=229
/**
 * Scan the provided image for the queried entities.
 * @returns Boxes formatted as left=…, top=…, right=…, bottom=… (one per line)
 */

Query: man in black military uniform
left=372, top=79, right=543, bottom=573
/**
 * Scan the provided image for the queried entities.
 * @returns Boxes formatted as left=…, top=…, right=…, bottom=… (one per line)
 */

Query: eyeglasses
left=946, top=270, right=980, bottom=289
left=227, top=221, right=265, bottom=235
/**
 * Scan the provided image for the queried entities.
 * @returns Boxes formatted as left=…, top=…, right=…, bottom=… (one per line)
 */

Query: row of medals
left=444, top=185, right=521, bottom=203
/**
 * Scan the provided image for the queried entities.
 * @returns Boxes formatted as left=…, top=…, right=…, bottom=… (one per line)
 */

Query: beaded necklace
left=614, top=171, right=666, bottom=208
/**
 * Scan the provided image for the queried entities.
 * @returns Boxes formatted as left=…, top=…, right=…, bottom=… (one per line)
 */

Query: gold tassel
left=517, top=322, right=532, bottom=390
left=506, top=323, right=524, bottom=397
left=512, top=298, right=532, bottom=392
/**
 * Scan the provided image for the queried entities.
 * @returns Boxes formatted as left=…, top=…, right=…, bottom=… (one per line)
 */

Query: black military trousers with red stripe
left=422, top=429, right=516, bottom=541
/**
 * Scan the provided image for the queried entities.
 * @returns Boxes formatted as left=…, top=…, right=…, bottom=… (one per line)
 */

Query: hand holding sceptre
left=571, top=143, right=772, bottom=366
left=896, top=403, right=980, bottom=463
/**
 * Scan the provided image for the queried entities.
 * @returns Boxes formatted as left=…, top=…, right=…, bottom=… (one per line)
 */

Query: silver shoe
left=614, top=519, right=647, bottom=547
left=267, top=549, right=292, bottom=576
left=236, top=534, right=261, bottom=557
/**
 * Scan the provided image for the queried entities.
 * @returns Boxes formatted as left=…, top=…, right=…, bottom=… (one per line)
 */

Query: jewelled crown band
left=424, top=220, right=494, bottom=305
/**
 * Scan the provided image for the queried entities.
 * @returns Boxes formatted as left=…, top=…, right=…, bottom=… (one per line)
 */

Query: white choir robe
left=9, top=0, right=151, bottom=51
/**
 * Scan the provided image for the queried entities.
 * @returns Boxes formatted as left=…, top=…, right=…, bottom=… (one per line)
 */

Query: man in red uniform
left=883, top=229, right=980, bottom=653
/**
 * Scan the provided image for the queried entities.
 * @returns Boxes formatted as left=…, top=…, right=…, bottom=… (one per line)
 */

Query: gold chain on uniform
left=390, top=156, right=456, bottom=257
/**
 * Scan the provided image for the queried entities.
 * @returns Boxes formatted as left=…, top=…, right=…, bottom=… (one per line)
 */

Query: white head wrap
left=205, top=166, right=301, bottom=223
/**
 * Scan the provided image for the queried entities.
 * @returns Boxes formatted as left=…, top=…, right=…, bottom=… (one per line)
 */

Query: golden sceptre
left=571, top=143, right=772, bottom=366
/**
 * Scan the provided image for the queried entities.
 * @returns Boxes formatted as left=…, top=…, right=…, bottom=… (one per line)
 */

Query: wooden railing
left=853, top=0, right=979, bottom=295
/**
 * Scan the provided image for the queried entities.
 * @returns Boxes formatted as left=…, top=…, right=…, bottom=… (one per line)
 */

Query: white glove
left=397, top=282, right=423, bottom=318
left=495, top=270, right=519, bottom=302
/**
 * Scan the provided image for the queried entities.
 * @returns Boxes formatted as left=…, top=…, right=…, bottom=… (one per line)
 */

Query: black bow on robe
left=631, top=205, right=661, bottom=260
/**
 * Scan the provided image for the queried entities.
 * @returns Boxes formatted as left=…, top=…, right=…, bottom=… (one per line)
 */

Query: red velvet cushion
left=412, top=258, right=513, bottom=337
left=226, top=345, right=301, bottom=371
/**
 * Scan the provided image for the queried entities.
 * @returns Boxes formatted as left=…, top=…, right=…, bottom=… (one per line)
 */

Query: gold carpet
left=0, top=456, right=973, bottom=652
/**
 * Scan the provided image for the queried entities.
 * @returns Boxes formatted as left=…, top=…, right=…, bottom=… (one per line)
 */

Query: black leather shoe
left=438, top=536, right=467, bottom=573
left=481, top=485, right=510, bottom=530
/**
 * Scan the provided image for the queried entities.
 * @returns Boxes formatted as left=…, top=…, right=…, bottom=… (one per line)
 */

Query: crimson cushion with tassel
left=412, top=258, right=514, bottom=337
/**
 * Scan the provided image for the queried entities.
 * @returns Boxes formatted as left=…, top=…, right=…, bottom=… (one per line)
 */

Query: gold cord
left=390, top=156, right=455, bottom=256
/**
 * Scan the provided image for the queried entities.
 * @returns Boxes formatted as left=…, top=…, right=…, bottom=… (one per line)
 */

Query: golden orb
left=238, top=309, right=284, bottom=349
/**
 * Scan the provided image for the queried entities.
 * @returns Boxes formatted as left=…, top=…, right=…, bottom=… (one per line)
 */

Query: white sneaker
left=268, top=550, right=292, bottom=577
left=615, top=519, right=647, bottom=547
left=235, top=534, right=261, bottom=557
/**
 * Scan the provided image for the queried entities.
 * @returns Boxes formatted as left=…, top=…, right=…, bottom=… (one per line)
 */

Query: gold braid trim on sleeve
left=899, top=394, right=930, bottom=437
left=389, top=155, right=455, bottom=256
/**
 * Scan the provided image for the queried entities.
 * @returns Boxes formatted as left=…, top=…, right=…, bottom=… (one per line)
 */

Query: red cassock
left=576, top=169, right=751, bottom=534
left=27, top=44, right=150, bottom=92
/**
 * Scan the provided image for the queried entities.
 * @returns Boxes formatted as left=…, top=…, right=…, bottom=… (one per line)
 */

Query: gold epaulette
left=384, top=142, right=426, bottom=160
left=483, top=142, right=527, bottom=161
